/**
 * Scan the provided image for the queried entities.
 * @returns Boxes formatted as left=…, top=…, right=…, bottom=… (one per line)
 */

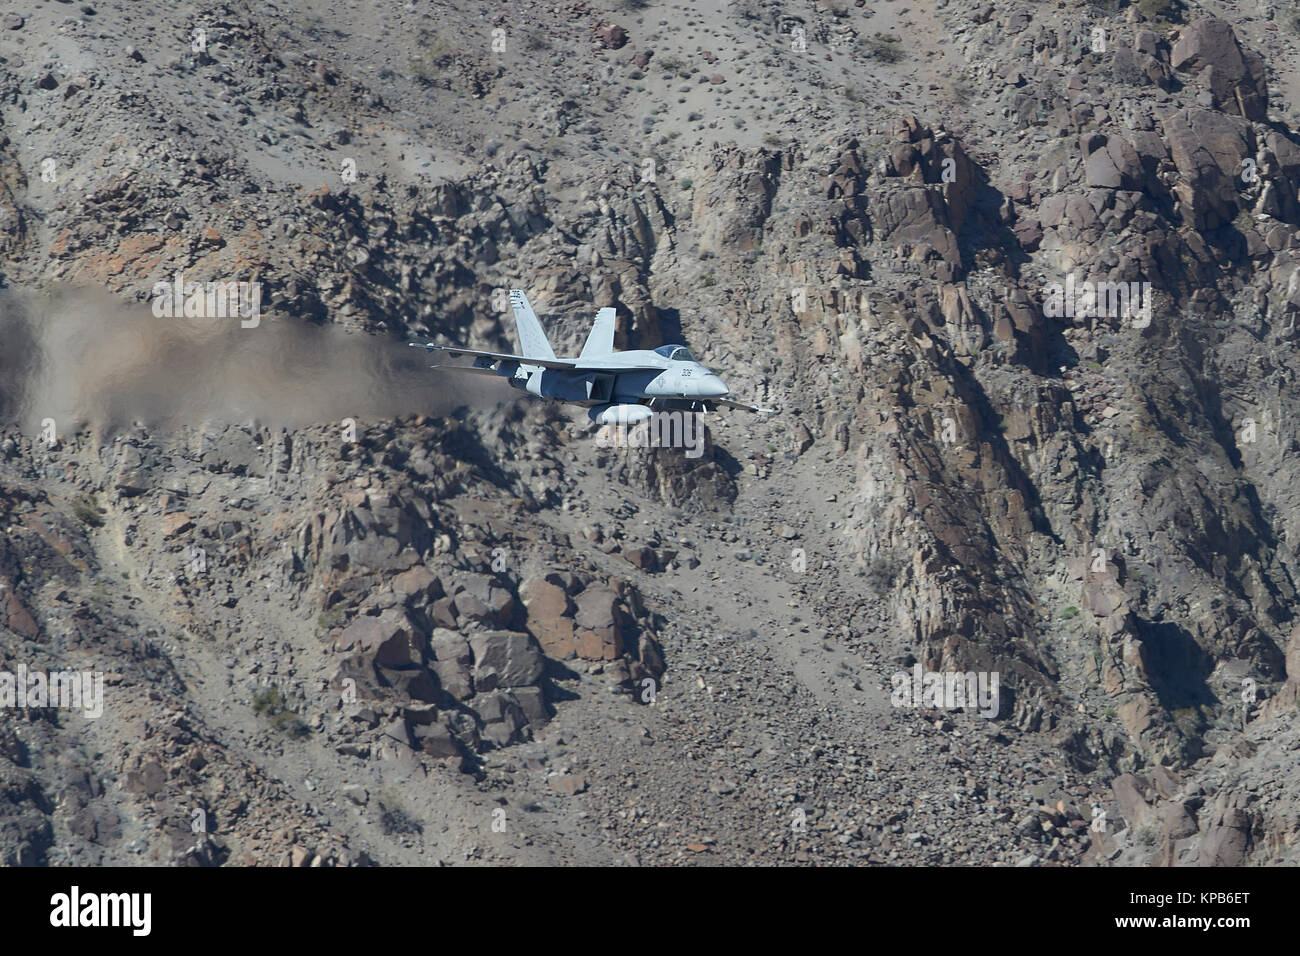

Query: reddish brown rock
left=523, top=577, right=575, bottom=658
left=595, top=23, right=627, bottom=50
left=0, top=584, right=38, bottom=639
left=573, top=586, right=625, bottom=661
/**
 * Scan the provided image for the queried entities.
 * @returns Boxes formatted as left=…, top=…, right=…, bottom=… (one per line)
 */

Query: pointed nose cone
left=701, top=373, right=729, bottom=398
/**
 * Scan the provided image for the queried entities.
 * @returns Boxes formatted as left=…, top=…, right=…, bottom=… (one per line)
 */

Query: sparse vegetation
left=252, top=685, right=309, bottom=739
left=410, top=29, right=454, bottom=83
left=1135, top=0, right=1174, bottom=21
left=72, top=494, right=105, bottom=527
left=377, top=792, right=423, bottom=835
left=1062, top=605, right=1080, bottom=620
left=862, top=34, right=905, bottom=64
left=270, top=709, right=309, bottom=737
left=251, top=685, right=281, bottom=716
left=950, top=76, right=975, bottom=108
left=866, top=555, right=902, bottom=596
left=1172, top=706, right=1204, bottom=738
left=316, top=607, right=346, bottom=637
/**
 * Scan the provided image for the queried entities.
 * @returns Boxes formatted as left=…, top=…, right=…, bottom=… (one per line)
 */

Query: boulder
left=316, top=490, right=433, bottom=576
left=868, top=186, right=961, bottom=272
left=595, top=23, right=627, bottom=49
left=621, top=546, right=660, bottom=572
left=468, top=630, right=544, bottom=689
left=475, top=690, right=530, bottom=746
left=115, top=444, right=151, bottom=496
left=522, top=576, right=575, bottom=658
left=1082, top=568, right=1128, bottom=619
left=636, top=632, right=667, bottom=679
left=573, top=586, right=626, bottom=660
left=429, top=595, right=458, bottom=629
left=413, top=720, right=460, bottom=758
left=391, top=566, right=440, bottom=607
left=1112, top=773, right=1157, bottom=830
left=1164, top=107, right=1252, bottom=230
left=1081, top=134, right=1144, bottom=191
left=451, top=573, right=518, bottom=628
left=377, top=667, right=439, bottom=703
left=1161, top=801, right=1199, bottom=841
left=511, top=685, right=550, bottom=727
left=382, top=717, right=412, bottom=748
left=429, top=629, right=474, bottom=700
left=1285, top=621, right=1300, bottom=683
left=1194, top=795, right=1253, bottom=865
left=1110, top=37, right=1170, bottom=88
left=332, top=610, right=425, bottom=669
left=0, top=584, right=38, bottom=639
left=551, top=773, right=588, bottom=795
left=1170, top=18, right=1267, bottom=121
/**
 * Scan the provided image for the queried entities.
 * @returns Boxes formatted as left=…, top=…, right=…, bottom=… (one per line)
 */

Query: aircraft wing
left=409, top=343, right=663, bottom=373
left=709, top=397, right=776, bottom=414
left=429, top=364, right=501, bottom=376
left=410, top=343, right=576, bottom=371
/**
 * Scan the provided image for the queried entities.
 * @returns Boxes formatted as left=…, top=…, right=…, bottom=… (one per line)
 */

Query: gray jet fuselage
left=501, top=345, right=729, bottom=408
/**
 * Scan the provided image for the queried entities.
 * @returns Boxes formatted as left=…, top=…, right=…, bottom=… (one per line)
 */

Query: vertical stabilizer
left=509, top=290, right=557, bottom=360
left=580, top=307, right=617, bottom=358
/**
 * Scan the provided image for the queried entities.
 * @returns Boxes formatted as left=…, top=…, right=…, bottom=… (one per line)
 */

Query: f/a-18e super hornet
left=409, top=290, right=773, bottom=425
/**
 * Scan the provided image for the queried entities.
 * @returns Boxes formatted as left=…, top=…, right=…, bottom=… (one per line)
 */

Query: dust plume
left=0, top=285, right=507, bottom=433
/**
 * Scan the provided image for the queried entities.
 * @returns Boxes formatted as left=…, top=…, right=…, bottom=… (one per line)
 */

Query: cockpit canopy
left=654, top=345, right=696, bottom=362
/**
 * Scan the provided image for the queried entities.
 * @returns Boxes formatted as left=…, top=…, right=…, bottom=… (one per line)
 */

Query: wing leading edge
left=409, top=343, right=662, bottom=373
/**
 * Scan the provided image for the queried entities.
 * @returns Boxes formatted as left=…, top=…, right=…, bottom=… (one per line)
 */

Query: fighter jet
left=409, top=290, right=773, bottom=425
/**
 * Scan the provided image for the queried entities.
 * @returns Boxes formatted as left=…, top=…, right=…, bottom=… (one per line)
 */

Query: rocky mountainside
left=3, top=0, right=1300, bottom=866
